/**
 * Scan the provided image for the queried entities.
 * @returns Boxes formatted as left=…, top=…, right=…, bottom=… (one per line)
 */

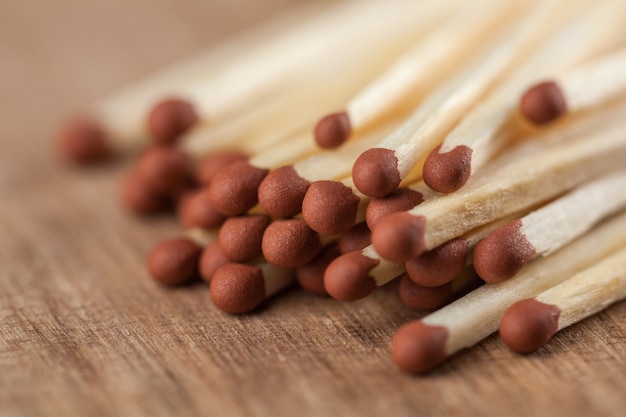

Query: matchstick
left=473, top=169, right=626, bottom=283
left=199, top=241, right=233, bottom=284
left=296, top=242, right=341, bottom=296
left=423, top=0, right=626, bottom=193
left=521, top=46, right=626, bottom=125
left=500, top=245, right=626, bottom=353
left=261, top=218, right=326, bottom=268
left=350, top=0, right=571, bottom=198
left=390, top=211, right=626, bottom=374
left=372, top=112, right=626, bottom=263
left=217, top=214, right=272, bottom=262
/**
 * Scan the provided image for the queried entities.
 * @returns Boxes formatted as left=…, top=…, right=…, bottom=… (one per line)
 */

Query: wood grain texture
left=0, top=1, right=624, bottom=416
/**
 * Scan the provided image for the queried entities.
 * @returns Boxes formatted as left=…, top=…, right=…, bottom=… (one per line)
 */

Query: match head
left=147, top=237, right=203, bottom=286
left=371, top=212, right=427, bottom=262
left=520, top=81, right=567, bottom=125
left=258, top=165, right=311, bottom=218
left=365, top=187, right=424, bottom=230
left=262, top=218, right=322, bottom=268
left=210, top=263, right=266, bottom=314
left=323, top=251, right=378, bottom=301
left=120, top=172, right=172, bottom=215
left=398, top=275, right=453, bottom=311
left=499, top=298, right=560, bottom=353
left=314, top=111, right=352, bottom=149
left=473, top=220, right=536, bottom=284
left=135, top=147, right=194, bottom=196
left=391, top=321, right=449, bottom=374
left=302, top=180, right=360, bottom=235
left=195, top=150, right=248, bottom=187
left=405, top=238, right=469, bottom=287
left=338, top=222, right=371, bottom=254
left=198, top=242, right=232, bottom=284
left=296, top=242, right=341, bottom=296
left=218, top=214, right=271, bottom=262
left=423, top=144, right=473, bottom=193
left=177, top=188, right=227, bottom=229
left=56, top=118, right=113, bottom=165
left=352, top=148, right=400, bottom=198
left=208, top=161, right=269, bottom=216
left=147, top=97, right=198, bottom=145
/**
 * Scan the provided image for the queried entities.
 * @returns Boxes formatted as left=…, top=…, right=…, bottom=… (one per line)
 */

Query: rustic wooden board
left=0, top=1, right=624, bottom=416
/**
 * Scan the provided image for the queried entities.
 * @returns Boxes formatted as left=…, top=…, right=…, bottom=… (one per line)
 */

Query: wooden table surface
left=1, top=1, right=624, bottom=416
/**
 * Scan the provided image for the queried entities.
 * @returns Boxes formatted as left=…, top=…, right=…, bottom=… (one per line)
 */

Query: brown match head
left=195, top=150, right=248, bottom=187
left=500, top=298, right=560, bottom=353
left=208, top=161, right=269, bottom=216
left=199, top=242, right=232, bottom=284
left=177, top=188, right=227, bottom=229
left=296, top=242, right=341, bottom=296
left=147, top=237, right=203, bottom=286
left=391, top=321, right=449, bottom=374
left=120, top=172, right=172, bottom=215
left=262, top=218, right=322, bottom=268
left=210, top=263, right=266, bottom=314
left=314, top=111, right=352, bottom=149
left=352, top=148, right=400, bottom=198
left=405, top=238, right=469, bottom=287
left=135, top=147, right=193, bottom=196
left=520, top=81, right=567, bottom=126
left=371, top=212, right=426, bottom=262
left=56, top=118, right=113, bottom=165
left=218, top=214, right=271, bottom=262
left=365, top=187, right=424, bottom=230
left=258, top=165, right=311, bottom=218
left=302, top=180, right=360, bottom=235
left=147, top=97, right=198, bottom=145
left=323, top=251, right=379, bottom=301
left=338, top=222, right=371, bottom=254
left=398, top=275, right=453, bottom=311
left=423, top=144, right=473, bottom=194
left=473, top=220, right=536, bottom=284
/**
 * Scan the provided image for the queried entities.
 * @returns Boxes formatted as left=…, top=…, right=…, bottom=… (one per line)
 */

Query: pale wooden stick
left=474, top=169, right=626, bottom=283
left=500, top=245, right=626, bottom=353
left=390, top=211, right=626, bottom=373
left=185, top=227, right=219, bottom=246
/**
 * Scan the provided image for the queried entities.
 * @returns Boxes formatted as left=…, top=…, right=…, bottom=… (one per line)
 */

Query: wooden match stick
left=390, top=211, right=626, bottom=374
left=314, top=0, right=524, bottom=149
left=521, top=46, right=626, bottom=125
left=500, top=245, right=626, bottom=353
left=423, top=0, right=626, bottom=193
left=350, top=0, right=573, bottom=198
left=372, top=111, right=626, bottom=263
left=474, top=169, right=626, bottom=283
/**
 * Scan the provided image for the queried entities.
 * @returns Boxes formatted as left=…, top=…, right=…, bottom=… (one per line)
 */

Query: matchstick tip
left=262, top=218, right=321, bottom=268
left=365, top=187, right=425, bottom=230
left=147, top=97, right=198, bottom=145
left=372, top=212, right=426, bottom=262
left=296, top=243, right=341, bottom=296
left=195, top=150, right=248, bottom=187
left=405, top=238, right=469, bottom=287
left=199, top=242, right=232, bottom=284
left=353, top=148, right=401, bottom=198
left=500, top=298, right=560, bottom=353
left=120, top=172, right=173, bottom=215
left=338, top=222, right=371, bottom=254
left=473, top=220, right=536, bottom=283
left=210, top=263, right=266, bottom=314
left=258, top=165, right=311, bottom=218
left=56, top=118, right=114, bottom=165
left=520, top=81, right=567, bottom=126
left=208, top=161, right=269, bottom=216
left=323, top=251, right=379, bottom=301
left=147, top=237, right=203, bottom=286
left=178, top=188, right=227, bottom=229
left=136, top=147, right=194, bottom=196
left=302, top=180, right=361, bottom=235
left=218, top=214, right=271, bottom=262
left=391, top=321, right=449, bottom=374
left=398, top=275, right=453, bottom=311
left=423, top=145, right=473, bottom=193
left=314, top=111, right=352, bottom=149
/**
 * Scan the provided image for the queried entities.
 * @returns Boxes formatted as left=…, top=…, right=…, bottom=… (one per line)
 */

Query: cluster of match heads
left=56, top=0, right=626, bottom=374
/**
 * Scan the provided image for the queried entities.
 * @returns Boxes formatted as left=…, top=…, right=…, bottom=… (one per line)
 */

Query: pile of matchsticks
left=56, top=0, right=626, bottom=374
